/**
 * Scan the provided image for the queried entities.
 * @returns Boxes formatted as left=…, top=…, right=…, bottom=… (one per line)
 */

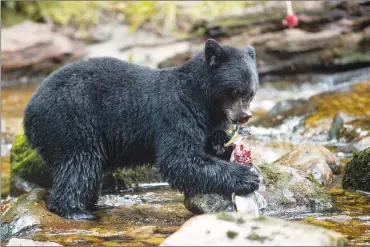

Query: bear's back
left=39, top=57, right=155, bottom=91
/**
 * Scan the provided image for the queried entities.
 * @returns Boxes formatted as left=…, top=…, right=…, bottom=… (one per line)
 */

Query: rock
left=352, top=136, right=370, bottom=151
left=1, top=189, right=53, bottom=241
left=184, top=194, right=235, bottom=215
left=258, top=163, right=332, bottom=216
left=248, top=140, right=296, bottom=165
left=9, top=134, right=163, bottom=195
left=7, top=238, right=61, bottom=246
left=342, top=148, right=370, bottom=192
left=84, top=24, right=114, bottom=43
left=9, top=175, right=41, bottom=197
left=265, top=29, right=343, bottom=53
left=61, top=24, right=114, bottom=44
left=338, top=135, right=370, bottom=154
left=1, top=21, right=87, bottom=85
left=273, top=145, right=339, bottom=185
left=161, top=212, right=348, bottom=246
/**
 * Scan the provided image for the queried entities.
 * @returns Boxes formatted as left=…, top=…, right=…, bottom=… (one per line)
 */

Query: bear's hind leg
left=47, top=153, right=104, bottom=220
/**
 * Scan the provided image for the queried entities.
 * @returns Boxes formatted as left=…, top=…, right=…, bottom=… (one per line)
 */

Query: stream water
left=1, top=65, right=370, bottom=245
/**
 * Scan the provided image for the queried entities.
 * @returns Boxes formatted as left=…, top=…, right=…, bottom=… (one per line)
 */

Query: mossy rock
left=9, top=134, right=163, bottom=195
left=258, top=163, right=332, bottom=214
left=10, top=134, right=50, bottom=189
left=342, top=148, right=370, bottom=192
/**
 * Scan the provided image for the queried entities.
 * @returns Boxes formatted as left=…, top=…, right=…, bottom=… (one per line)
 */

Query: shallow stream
left=1, top=66, right=370, bottom=246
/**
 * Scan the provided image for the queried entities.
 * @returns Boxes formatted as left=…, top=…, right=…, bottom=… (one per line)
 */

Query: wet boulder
left=258, top=163, right=332, bottom=216
left=1, top=189, right=63, bottom=241
left=342, top=148, right=370, bottom=192
left=161, top=212, right=347, bottom=246
left=273, top=145, right=339, bottom=185
left=184, top=194, right=235, bottom=215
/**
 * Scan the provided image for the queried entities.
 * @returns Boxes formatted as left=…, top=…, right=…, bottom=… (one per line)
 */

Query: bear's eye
left=231, top=89, right=242, bottom=98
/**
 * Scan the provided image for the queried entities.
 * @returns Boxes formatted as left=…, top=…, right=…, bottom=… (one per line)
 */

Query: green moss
left=236, top=217, right=246, bottom=224
left=259, top=164, right=283, bottom=186
left=254, top=216, right=267, bottom=222
left=342, top=148, right=370, bottom=192
left=10, top=135, right=43, bottom=173
left=226, top=230, right=238, bottom=239
left=246, top=232, right=271, bottom=243
left=216, top=212, right=235, bottom=222
left=10, top=134, right=51, bottom=187
left=306, top=173, right=323, bottom=189
left=1, top=1, right=108, bottom=29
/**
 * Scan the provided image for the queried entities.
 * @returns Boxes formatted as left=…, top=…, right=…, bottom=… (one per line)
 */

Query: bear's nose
left=239, top=110, right=252, bottom=122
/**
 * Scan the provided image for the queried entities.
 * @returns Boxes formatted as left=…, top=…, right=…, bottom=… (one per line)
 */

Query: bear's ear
left=205, top=39, right=226, bottom=68
left=246, top=45, right=256, bottom=60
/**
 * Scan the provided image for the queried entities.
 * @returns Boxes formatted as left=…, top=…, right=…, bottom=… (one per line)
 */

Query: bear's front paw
left=234, top=166, right=260, bottom=195
left=206, top=130, right=234, bottom=159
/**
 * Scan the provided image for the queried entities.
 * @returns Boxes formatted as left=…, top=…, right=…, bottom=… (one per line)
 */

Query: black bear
left=23, top=39, right=260, bottom=220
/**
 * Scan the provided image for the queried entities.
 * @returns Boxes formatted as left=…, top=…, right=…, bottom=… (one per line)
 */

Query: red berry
left=283, top=13, right=299, bottom=29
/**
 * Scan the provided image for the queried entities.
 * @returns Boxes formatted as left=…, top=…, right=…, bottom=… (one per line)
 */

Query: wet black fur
left=23, top=39, right=260, bottom=220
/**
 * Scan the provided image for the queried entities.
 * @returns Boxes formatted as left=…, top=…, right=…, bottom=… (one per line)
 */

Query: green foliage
left=118, top=1, right=249, bottom=34
left=2, top=1, right=251, bottom=35
left=1, top=1, right=110, bottom=30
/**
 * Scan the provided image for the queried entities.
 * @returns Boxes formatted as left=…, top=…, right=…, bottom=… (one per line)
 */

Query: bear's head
left=204, top=39, right=259, bottom=124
